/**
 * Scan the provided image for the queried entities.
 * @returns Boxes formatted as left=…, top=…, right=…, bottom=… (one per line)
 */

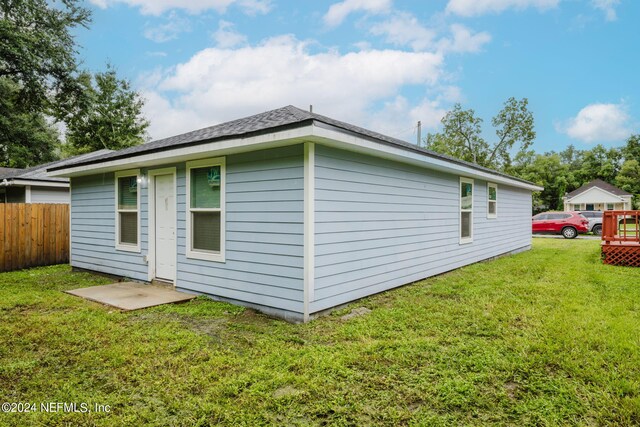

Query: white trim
left=459, top=177, right=474, bottom=245
left=69, top=180, right=72, bottom=265
left=114, top=169, right=141, bottom=253
left=7, top=179, right=69, bottom=188
left=48, top=123, right=542, bottom=192
left=147, top=167, right=177, bottom=283
left=48, top=128, right=311, bottom=178
left=487, top=182, right=497, bottom=219
left=24, top=185, right=31, bottom=203
left=185, top=157, right=226, bottom=262
left=565, top=186, right=626, bottom=204
left=303, top=142, right=315, bottom=322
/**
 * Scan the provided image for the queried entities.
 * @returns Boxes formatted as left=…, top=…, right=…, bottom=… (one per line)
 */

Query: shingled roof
left=47, top=105, right=536, bottom=186
left=566, top=179, right=632, bottom=198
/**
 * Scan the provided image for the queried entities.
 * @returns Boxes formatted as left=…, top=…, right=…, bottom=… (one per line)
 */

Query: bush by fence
left=0, top=203, right=69, bottom=272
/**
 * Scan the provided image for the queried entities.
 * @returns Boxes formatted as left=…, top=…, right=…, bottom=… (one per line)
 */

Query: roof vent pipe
left=309, top=105, right=313, bottom=113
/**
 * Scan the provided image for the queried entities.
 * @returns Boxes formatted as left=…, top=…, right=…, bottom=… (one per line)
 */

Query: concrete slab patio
left=65, top=282, right=196, bottom=311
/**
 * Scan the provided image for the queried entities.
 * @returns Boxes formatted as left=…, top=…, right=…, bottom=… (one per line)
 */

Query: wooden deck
left=601, top=210, right=640, bottom=267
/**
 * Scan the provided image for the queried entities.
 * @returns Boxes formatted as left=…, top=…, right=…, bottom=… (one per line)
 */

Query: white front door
left=154, top=173, right=176, bottom=281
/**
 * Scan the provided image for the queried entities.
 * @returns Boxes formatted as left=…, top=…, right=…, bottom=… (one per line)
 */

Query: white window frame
left=460, top=177, right=474, bottom=245
left=487, top=182, right=498, bottom=219
left=114, top=169, right=141, bottom=252
left=186, top=157, right=226, bottom=262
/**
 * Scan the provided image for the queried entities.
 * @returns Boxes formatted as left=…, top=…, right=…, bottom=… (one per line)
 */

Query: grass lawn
left=1, top=239, right=640, bottom=426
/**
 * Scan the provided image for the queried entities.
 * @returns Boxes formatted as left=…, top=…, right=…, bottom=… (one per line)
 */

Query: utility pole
left=416, top=121, right=422, bottom=147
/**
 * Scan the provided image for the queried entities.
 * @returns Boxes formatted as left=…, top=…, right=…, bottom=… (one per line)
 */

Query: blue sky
left=75, top=0, right=639, bottom=153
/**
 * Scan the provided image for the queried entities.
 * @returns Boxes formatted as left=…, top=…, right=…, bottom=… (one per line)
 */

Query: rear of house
left=49, top=106, right=541, bottom=322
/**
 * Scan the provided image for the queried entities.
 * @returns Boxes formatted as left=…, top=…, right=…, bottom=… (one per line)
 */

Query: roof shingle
left=47, top=105, right=536, bottom=186
left=566, top=179, right=632, bottom=198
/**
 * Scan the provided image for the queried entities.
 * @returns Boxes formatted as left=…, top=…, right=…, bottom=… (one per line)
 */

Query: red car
left=532, top=211, right=590, bottom=239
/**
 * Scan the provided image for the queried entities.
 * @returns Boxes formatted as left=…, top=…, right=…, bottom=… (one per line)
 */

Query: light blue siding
left=70, top=173, right=148, bottom=281
left=175, top=145, right=305, bottom=319
left=31, top=186, right=70, bottom=204
left=310, top=145, right=532, bottom=314
left=70, top=141, right=533, bottom=322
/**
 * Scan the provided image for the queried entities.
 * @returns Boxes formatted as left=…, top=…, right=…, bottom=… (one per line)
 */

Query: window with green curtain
left=190, top=165, right=222, bottom=253
left=116, top=174, right=139, bottom=247
left=118, top=176, right=138, bottom=210
left=461, top=182, right=472, bottom=210
left=190, top=167, right=220, bottom=208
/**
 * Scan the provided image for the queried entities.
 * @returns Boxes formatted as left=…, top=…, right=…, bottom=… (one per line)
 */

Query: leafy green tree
left=0, top=0, right=90, bottom=116
left=622, top=134, right=640, bottom=161
left=0, top=78, right=60, bottom=167
left=64, top=66, right=149, bottom=155
left=512, top=152, right=574, bottom=211
left=425, top=97, right=535, bottom=171
left=573, top=144, right=621, bottom=185
left=0, top=0, right=90, bottom=166
left=616, top=159, right=640, bottom=208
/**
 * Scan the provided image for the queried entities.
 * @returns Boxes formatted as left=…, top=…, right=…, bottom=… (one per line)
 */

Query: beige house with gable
left=563, top=179, right=632, bottom=211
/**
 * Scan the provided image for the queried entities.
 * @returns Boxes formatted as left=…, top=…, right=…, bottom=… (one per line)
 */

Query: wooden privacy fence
left=0, top=203, right=69, bottom=272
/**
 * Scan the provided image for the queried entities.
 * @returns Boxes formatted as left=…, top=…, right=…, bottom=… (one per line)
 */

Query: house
left=48, top=106, right=543, bottom=322
left=0, top=150, right=111, bottom=204
left=563, top=179, right=632, bottom=212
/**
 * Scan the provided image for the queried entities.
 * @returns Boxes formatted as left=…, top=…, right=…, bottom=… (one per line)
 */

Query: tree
left=622, top=134, right=640, bottom=162
left=0, top=0, right=90, bottom=116
left=0, top=78, right=60, bottom=167
left=64, top=66, right=149, bottom=155
left=0, top=0, right=90, bottom=166
left=573, top=144, right=621, bottom=185
left=425, top=97, right=535, bottom=171
left=512, top=152, right=574, bottom=212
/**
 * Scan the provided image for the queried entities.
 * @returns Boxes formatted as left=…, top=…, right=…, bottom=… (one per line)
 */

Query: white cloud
left=369, top=13, right=490, bottom=54
left=143, top=12, right=190, bottom=43
left=323, top=0, right=392, bottom=27
left=591, top=0, right=620, bottom=21
left=370, top=96, right=448, bottom=142
left=139, top=35, right=445, bottom=140
left=212, top=20, right=247, bottom=48
left=558, top=103, right=633, bottom=143
left=446, top=0, right=560, bottom=16
left=438, top=24, right=491, bottom=53
left=369, top=12, right=436, bottom=51
left=89, top=0, right=271, bottom=16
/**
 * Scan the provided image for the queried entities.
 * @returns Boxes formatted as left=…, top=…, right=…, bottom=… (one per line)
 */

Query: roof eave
left=48, top=119, right=542, bottom=192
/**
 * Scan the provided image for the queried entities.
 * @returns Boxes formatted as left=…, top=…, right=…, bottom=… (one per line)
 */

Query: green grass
left=1, top=239, right=640, bottom=426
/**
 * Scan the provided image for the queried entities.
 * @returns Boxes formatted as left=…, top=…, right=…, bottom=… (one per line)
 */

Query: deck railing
left=602, top=210, right=640, bottom=244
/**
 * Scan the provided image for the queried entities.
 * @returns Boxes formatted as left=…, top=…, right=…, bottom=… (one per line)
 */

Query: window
left=585, top=203, right=594, bottom=211
left=115, top=170, right=140, bottom=252
left=572, top=204, right=581, bottom=210
left=487, top=183, right=497, bottom=219
left=607, top=203, right=614, bottom=210
left=460, top=177, right=473, bottom=244
left=186, top=157, right=225, bottom=262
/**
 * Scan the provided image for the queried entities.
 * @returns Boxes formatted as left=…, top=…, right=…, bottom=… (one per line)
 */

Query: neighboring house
left=563, top=179, right=633, bottom=212
left=0, top=151, right=111, bottom=204
left=48, top=106, right=543, bottom=322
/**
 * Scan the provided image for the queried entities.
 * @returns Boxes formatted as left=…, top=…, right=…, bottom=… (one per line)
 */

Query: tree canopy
left=64, top=66, right=149, bottom=155
left=425, top=97, right=535, bottom=171
left=0, top=0, right=90, bottom=117
left=0, top=78, right=60, bottom=167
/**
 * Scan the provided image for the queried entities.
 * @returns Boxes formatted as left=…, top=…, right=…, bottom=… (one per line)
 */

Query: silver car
left=578, top=211, right=603, bottom=235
